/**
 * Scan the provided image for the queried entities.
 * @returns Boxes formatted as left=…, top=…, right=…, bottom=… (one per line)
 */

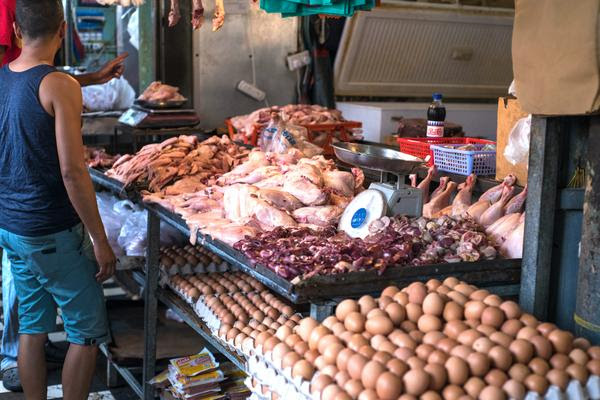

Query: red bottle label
left=427, top=121, right=444, bottom=138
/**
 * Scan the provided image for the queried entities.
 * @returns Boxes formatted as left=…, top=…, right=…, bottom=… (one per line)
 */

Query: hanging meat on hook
left=192, top=0, right=205, bottom=29
left=168, top=0, right=181, bottom=27
left=212, top=0, right=225, bottom=31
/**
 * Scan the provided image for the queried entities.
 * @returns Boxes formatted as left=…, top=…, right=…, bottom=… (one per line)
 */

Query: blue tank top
left=0, top=64, right=80, bottom=236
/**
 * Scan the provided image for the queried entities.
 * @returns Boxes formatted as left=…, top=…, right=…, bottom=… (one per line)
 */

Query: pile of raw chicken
left=84, top=146, right=120, bottom=169
left=138, top=81, right=186, bottom=104
left=230, top=104, right=346, bottom=142
left=106, top=135, right=364, bottom=246
left=412, top=167, right=527, bottom=259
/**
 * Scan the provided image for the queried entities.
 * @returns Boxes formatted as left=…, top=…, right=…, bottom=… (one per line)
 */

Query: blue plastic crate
left=431, top=143, right=496, bottom=176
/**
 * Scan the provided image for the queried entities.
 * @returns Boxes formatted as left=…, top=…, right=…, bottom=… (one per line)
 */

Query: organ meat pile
left=235, top=215, right=498, bottom=280
left=230, top=104, right=346, bottom=142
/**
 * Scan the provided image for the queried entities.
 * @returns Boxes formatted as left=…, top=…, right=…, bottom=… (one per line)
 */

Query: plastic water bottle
left=426, top=93, right=446, bottom=138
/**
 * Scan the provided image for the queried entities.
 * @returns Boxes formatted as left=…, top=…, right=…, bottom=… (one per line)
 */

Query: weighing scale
left=118, top=103, right=200, bottom=128
left=332, top=142, right=426, bottom=238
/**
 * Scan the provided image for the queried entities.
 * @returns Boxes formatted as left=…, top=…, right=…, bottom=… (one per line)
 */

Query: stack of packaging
left=259, top=0, right=375, bottom=17
left=151, top=349, right=250, bottom=400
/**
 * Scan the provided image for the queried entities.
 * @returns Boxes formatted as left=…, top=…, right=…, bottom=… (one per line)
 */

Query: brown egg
left=336, top=299, right=359, bottom=321
left=360, top=361, right=386, bottom=389
left=489, top=332, right=512, bottom=348
left=263, top=336, right=280, bottom=353
left=587, top=359, right=600, bottom=375
left=447, top=291, right=468, bottom=306
left=483, top=295, right=502, bottom=307
left=502, top=379, right=525, bottom=400
left=444, top=321, right=468, bottom=340
left=428, top=350, right=449, bottom=365
left=321, top=384, right=342, bottom=400
left=407, top=356, right=427, bottom=370
left=358, top=389, right=378, bottom=400
left=416, top=344, right=435, bottom=360
left=546, top=368, right=570, bottom=391
left=275, top=325, right=293, bottom=341
left=366, top=316, right=394, bottom=336
left=416, top=315, right=442, bottom=334
left=403, top=369, right=430, bottom=396
left=534, top=322, right=555, bottom=337
left=321, top=365, right=339, bottom=378
left=385, top=302, right=406, bottom=325
left=589, top=346, right=600, bottom=360
left=476, top=325, right=496, bottom=337
left=339, top=331, right=353, bottom=343
left=308, top=326, right=331, bottom=351
left=473, top=337, right=495, bottom=354
left=422, top=293, right=444, bottom=316
left=499, top=301, right=521, bottom=320
left=548, top=329, right=574, bottom=354
left=526, top=335, right=552, bottom=360
left=570, top=348, right=590, bottom=365
left=508, top=339, right=534, bottom=364
left=485, top=369, right=508, bottom=387
left=465, top=319, right=480, bottom=329
left=401, top=320, right=418, bottom=332
left=366, top=309, right=386, bottom=320
left=293, top=340, right=309, bottom=355
left=336, top=348, right=355, bottom=371
left=340, top=380, right=361, bottom=398
left=322, top=316, right=339, bottom=330
left=407, top=282, right=428, bottom=305
left=500, top=319, right=523, bottom=338
left=379, top=296, right=394, bottom=311
left=422, top=391, right=443, bottom=400
left=516, top=326, right=538, bottom=341
left=450, top=345, right=473, bottom=360
left=478, top=386, right=505, bottom=400
left=443, top=277, right=460, bottom=288
left=550, top=353, right=571, bottom=370
left=566, top=363, right=589, bottom=383
left=324, top=343, right=345, bottom=365
left=437, top=338, right=459, bottom=354
left=442, top=302, right=464, bottom=322
left=305, top=349, right=320, bottom=364
left=345, top=312, right=366, bottom=333
left=442, top=385, right=465, bottom=400
left=423, top=331, right=446, bottom=346
left=508, top=364, right=530, bottom=382
left=573, top=337, right=591, bottom=350
left=453, top=283, right=474, bottom=297
left=282, top=351, right=302, bottom=369
left=318, top=334, right=341, bottom=355
left=390, top=331, right=417, bottom=350
left=331, top=323, right=345, bottom=336
left=409, top=330, right=425, bottom=343
left=386, top=358, right=408, bottom=377
left=379, top=341, right=397, bottom=355
left=519, top=313, right=539, bottom=328
left=406, top=303, right=424, bottom=323
left=488, top=346, right=513, bottom=371
left=285, top=333, right=302, bottom=347
left=467, top=352, right=490, bottom=377
left=481, top=307, right=505, bottom=329
left=523, top=374, right=548, bottom=395
left=373, top=351, right=392, bottom=365
left=374, top=372, right=403, bottom=400
left=464, top=377, right=486, bottom=398
left=527, top=358, right=549, bottom=376
left=347, top=354, right=368, bottom=380
left=292, top=359, right=314, bottom=380
left=445, top=356, right=469, bottom=385
left=436, top=285, right=451, bottom=296
left=424, top=362, right=447, bottom=390
left=358, top=295, right=377, bottom=315
left=272, top=342, right=291, bottom=362
left=311, top=373, right=334, bottom=394
left=348, top=334, right=369, bottom=352
left=458, top=329, right=482, bottom=347
left=358, top=345, right=376, bottom=359
left=394, top=292, right=409, bottom=306
left=335, top=370, right=351, bottom=387
left=464, top=301, right=486, bottom=321
left=296, top=317, right=319, bottom=342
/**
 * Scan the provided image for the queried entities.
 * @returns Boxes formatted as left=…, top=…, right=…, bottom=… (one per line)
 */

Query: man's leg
left=1, top=251, right=21, bottom=392
left=18, top=333, right=47, bottom=400
left=61, top=344, right=98, bottom=400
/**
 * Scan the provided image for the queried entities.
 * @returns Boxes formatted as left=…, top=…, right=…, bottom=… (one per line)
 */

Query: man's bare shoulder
left=41, top=71, right=81, bottom=94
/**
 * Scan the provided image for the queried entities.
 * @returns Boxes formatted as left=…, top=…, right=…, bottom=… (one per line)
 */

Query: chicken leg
left=417, top=166, right=436, bottom=204
left=423, top=181, right=458, bottom=218
left=430, top=176, right=449, bottom=201
left=480, top=174, right=516, bottom=204
left=451, top=173, right=477, bottom=216
left=504, top=185, right=527, bottom=214
left=479, top=185, right=515, bottom=227
left=168, top=0, right=181, bottom=27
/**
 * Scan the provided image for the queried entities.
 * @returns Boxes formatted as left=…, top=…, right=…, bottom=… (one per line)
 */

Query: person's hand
left=93, top=53, right=129, bottom=85
left=93, top=239, right=117, bottom=282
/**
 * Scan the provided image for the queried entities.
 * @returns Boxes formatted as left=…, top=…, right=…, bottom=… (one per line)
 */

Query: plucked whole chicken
left=167, top=0, right=223, bottom=31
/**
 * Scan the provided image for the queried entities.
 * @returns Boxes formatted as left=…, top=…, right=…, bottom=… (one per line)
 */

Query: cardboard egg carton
left=525, top=375, right=600, bottom=400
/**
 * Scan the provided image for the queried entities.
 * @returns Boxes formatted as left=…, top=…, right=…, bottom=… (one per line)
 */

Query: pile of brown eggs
left=270, top=278, right=599, bottom=400
left=160, top=244, right=224, bottom=270
left=170, top=272, right=266, bottom=301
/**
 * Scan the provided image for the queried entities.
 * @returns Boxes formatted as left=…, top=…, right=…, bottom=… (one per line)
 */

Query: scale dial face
left=339, top=189, right=387, bottom=239
left=118, top=109, right=148, bottom=126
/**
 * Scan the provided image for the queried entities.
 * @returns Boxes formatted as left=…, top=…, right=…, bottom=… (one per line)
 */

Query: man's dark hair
left=16, top=0, right=64, bottom=40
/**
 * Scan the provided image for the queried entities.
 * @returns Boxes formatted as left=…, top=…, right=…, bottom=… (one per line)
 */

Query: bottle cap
left=433, top=93, right=443, bottom=100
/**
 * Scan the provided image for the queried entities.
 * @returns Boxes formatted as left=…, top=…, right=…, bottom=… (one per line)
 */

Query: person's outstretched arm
left=40, top=72, right=116, bottom=282
left=73, top=53, right=128, bottom=87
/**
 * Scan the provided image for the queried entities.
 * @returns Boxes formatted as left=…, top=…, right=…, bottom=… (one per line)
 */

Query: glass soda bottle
left=426, top=93, right=446, bottom=138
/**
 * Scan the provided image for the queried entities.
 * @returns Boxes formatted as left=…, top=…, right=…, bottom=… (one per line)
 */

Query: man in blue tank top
left=0, top=1, right=117, bottom=398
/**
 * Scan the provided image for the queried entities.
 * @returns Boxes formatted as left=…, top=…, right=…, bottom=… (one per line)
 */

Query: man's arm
left=74, top=53, right=128, bottom=87
left=40, top=73, right=116, bottom=282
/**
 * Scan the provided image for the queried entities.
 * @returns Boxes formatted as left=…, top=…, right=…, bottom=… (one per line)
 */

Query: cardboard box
left=496, top=97, right=529, bottom=186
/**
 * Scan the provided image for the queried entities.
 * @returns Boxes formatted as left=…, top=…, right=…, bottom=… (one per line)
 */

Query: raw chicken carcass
left=203, top=224, right=260, bottom=246
left=465, top=200, right=491, bottom=223
left=451, top=174, right=477, bottom=216
left=423, top=181, right=458, bottom=218
left=486, top=213, right=521, bottom=245
left=168, top=0, right=181, bottom=27
left=480, top=174, right=516, bottom=204
left=192, top=0, right=205, bottom=29
left=252, top=201, right=298, bottom=231
left=212, top=0, right=225, bottom=31
left=500, top=220, right=524, bottom=258
left=138, top=81, right=185, bottom=103
left=258, top=189, right=303, bottom=212
left=322, top=170, right=355, bottom=197
left=282, top=175, right=328, bottom=206
left=504, top=185, right=527, bottom=214
left=430, top=176, right=450, bottom=201
left=292, top=206, right=343, bottom=227
left=479, top=185, right=515, bottom=227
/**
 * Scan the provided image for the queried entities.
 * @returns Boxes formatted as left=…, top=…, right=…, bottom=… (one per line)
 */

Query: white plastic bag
left=97, top=192, right=125, bottom=255
left=82, top=77, right=135, bottom=111
left=127, top=9, right=139, bottom=50
left=504, top=115, right=531, bottom=166
left=118, top=209, right=148, bottom=256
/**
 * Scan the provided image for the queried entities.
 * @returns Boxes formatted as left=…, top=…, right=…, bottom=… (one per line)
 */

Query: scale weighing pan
left=134, top=99, right=187, bottom=110
left=332, top=142, right=425, bottom=174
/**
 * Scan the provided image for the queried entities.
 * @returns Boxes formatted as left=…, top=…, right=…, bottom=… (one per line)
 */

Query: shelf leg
left=310, top=301, right=337, bottom=321
left=519, top=117, right=561, bottom=320
left=107, top=359, right=122, bottom=388
left=143, top=211, right=160, bottom=400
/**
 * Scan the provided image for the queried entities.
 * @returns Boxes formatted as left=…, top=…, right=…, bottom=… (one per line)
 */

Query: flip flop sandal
left=2, top=367, right=22, bottom=392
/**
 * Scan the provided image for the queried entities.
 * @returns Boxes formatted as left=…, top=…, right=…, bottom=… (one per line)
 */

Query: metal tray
left=332, top=142, right=425, bottom=175
left=134, top=99, right=187, bottom=110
